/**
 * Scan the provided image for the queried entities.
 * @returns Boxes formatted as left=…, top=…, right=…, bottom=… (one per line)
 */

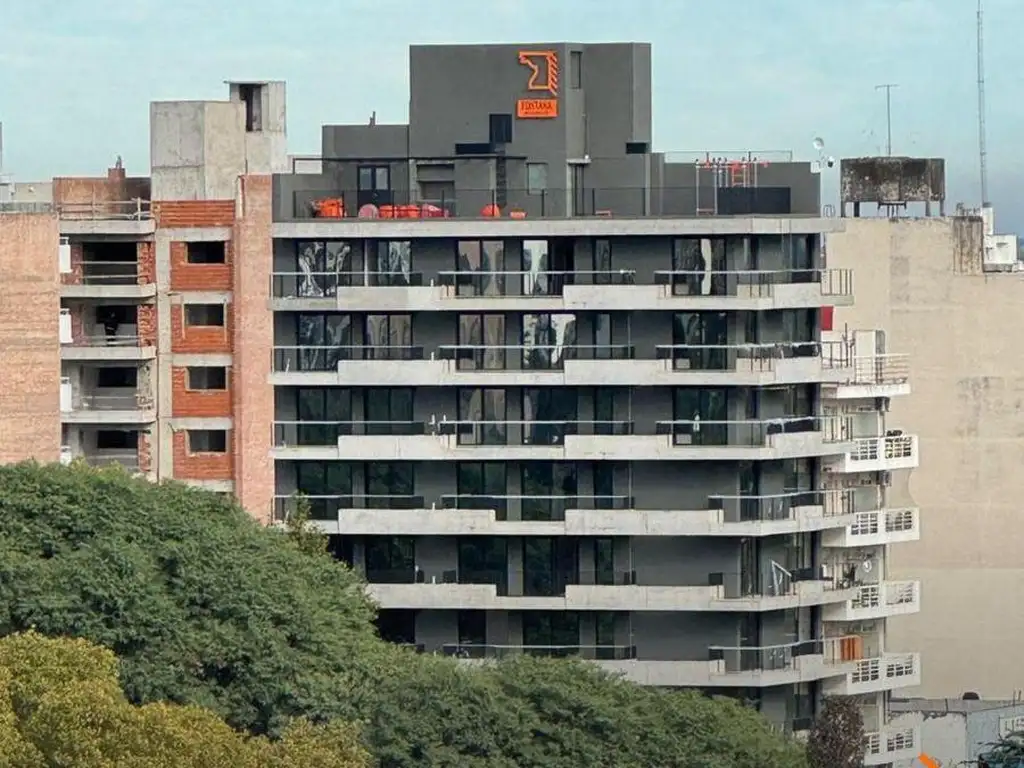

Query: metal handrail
left=56, top=198, right=152, bottom=221
left=69, top=334, right=147, bottom=347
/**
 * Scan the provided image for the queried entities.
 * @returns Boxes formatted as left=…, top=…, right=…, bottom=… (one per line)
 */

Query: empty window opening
left=187, top=366, right=228, bottom=391
left=186, top=241, right=226, bottom=264
left=238, top=84, right=263, bottom=132
left=96, top=366, right=138, bottom=389
left=184, top=304, right=225, bottom=327
left=83, top=242, right=137, bottom=264
left=489, top=113, right=513, bottom=145
left=570, top=51, right=583, bottom=89
left=188, top=429, right=228, bottom=453
left=96, top=430, right=138, bottom=450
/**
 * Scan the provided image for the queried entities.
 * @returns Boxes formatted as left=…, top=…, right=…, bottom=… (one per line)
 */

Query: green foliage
left=0, top=461, right=381, bottom=735
left=806, top=695, right=865, bottom=768
left=978, top=730, right=1024, bottom=768
left=0, top=631, right=370, bottom=768
left=0, top=462, right=810, bottom=768
left=282, top=493, right=330, bottom=557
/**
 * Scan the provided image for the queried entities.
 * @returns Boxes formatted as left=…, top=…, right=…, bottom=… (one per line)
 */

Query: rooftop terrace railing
left=290, top=184, right=820, bottom=221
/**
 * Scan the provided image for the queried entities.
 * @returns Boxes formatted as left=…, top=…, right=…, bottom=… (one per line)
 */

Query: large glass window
left=522, top=612, right=579, bottom=652
left=457, top=538, right=507, bottom=593
left=593, top=462, right=616, bottom=509
left=522, top=313, right=576, bottom=370
left=455, top=462, right=507, bottom=518
left=295, top=462, right=353, bottom=519
left=672, top=312, right=728, bottom=370
left=456, top=240, right=505, bottom=296
left=295, top=241, right=353, bottom=296
left=296, top=314, right=354, bottom=371
left=365, top=462, right=414, bottom=506
left=365, top=536, right=414, bottom=583
left=672, top=387, right=729, bottom=445
left=522, top=388, right=577, bottom=445
left=457, top=389, right=507, bottom=445
left=523, top=537, right=578, bottom=597
left=458, top=610, right=487, bottom=646
left=364, top=314, right=412, bottom=359
left=457, top=314, right=505, bottom=370
left=671, top=237, right=727, bottom=296
left=365, top=388, right=413, bottom=434
left=595, top=612, right=618, bottom=658
left=294, top=388, right=352, bottom=445
left=521, top=462, right=577, bottom=522
left=522, top=239, right=562, bottom=296
left=376, top=610, right=416, bottom=645
left=371, top=241, right=412, bottom=286
left=593, top=239, right=612, bottom=284
left=779, top=308, right=817, bottom=352
left=593, top=387, right=616, bottom=436
left=593, top=313, right=612, bottom=359
left=593, top=538, right=615, bottom=586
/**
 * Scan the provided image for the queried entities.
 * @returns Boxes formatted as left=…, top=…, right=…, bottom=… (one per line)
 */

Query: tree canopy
left=0, top=461, right=809, bottom=768
left=0, top=630, right=369, bottom=768
left=806, top=695, right=865, bottom=768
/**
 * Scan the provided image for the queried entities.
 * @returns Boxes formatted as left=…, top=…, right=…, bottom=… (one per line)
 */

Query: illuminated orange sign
left=516, top=50, right=559, bottom=119
left=517, top=99, right=558, bottom=119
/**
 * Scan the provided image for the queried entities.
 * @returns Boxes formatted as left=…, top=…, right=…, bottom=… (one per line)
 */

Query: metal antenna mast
left=875, top=84, right=899, bottom=156
left=977, top=0, right=990, bottom=206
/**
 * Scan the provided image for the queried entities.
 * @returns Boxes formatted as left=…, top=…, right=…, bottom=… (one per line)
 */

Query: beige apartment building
left=827, top=160, right=1020, bottom=699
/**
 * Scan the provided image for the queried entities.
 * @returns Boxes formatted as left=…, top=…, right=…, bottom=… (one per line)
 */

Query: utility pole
left=875, top=83, right=899, bottom=156
left=977, top=0, right=989, bottom=206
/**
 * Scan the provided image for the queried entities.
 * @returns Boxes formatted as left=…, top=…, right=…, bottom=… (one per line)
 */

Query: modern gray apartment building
left=267, top=42, right=921, bottom=745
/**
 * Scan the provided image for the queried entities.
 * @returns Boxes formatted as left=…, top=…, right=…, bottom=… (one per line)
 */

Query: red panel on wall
left=821, top=306, right=835, bottom=332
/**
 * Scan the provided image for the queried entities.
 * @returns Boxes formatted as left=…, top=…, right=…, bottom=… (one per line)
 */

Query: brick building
left=1, top=82, right=282, bottom=521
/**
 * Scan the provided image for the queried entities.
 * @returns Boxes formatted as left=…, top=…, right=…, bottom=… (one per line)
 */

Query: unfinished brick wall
left=53, top=168, right=150, bottom=216
left=172, top=430, right=233, bottom=480
left=137, top=305, right=157, bottom=346
left=0, top=214, right=61, bottom=463
left=171, top=366, right=232, bottom=418
left=69, top=309, right=84, bottom=343
left=138, top=430, right=153, bottom=474
left=169, top=240, right=232, bottom=291
left=137, top=242, right=156, bottom=284
left=231, top=175, right=275, bottom=524
left=170, top=303, right=233, bottom=354
left=153, top=201, right=235, bottom=228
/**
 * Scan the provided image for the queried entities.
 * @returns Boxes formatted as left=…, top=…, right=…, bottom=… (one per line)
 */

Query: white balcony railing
left=852, top=581, right=920, bottom=612
left=825, top=507, right=920, bottom=547
left=824, top=580, right=920, bottom=622
left=830, top=653, right=921, bottom=695
left=822, top=344, right=910, bottom=387
left=832, top=434, right=919, bottom=473
left=864, top=726, right=918, bottom=766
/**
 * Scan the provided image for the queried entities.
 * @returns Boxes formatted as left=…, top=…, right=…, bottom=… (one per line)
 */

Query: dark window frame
left=186, top=366, right=227, bottom=391
left=183, top=303, right=226, bottom=328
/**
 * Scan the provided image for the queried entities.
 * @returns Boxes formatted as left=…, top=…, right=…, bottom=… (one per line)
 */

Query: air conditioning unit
left=58, top=237, right=72, bottom=273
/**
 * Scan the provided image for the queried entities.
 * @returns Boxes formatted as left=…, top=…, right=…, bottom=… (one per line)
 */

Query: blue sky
left=2, top=0, right=1022, bottom=230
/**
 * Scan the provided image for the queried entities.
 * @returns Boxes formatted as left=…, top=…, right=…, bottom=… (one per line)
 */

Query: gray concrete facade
left=272, top=43, right=821, bottom=222
left=268, top=42, right=855, bottom=735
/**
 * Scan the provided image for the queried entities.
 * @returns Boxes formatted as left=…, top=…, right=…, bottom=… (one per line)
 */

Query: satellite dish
left=812, top=137, right=826, bottom=151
